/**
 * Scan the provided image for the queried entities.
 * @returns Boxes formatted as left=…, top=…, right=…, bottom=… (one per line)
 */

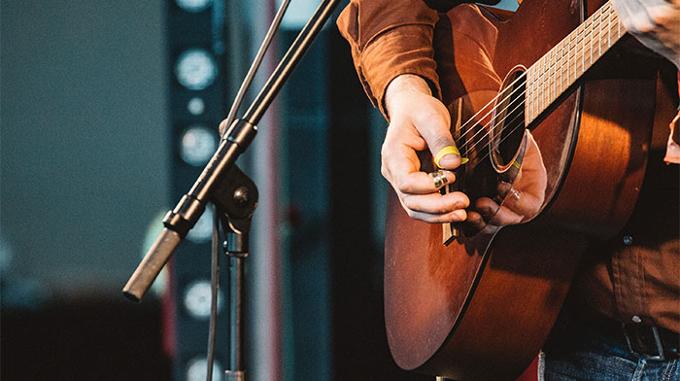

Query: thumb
left=415, top=107, right=465, bottom=170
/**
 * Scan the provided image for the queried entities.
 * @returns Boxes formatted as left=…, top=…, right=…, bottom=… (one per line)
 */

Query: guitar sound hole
left=490, top=68, right=526, bottom=172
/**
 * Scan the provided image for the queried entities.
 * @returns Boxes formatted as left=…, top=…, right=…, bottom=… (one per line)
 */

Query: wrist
left=385, top=74, right=432, bottom=117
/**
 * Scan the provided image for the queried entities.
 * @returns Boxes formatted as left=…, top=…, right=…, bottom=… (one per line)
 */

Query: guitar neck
left=525, top=1, right=625, bottom=125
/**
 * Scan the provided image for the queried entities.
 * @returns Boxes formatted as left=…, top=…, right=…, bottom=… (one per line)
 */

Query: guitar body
left=384, top=0, right=663, bottom=379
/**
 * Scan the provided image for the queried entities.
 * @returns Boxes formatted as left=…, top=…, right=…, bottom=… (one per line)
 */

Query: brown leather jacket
left=337, top=0, right=680, bottom=334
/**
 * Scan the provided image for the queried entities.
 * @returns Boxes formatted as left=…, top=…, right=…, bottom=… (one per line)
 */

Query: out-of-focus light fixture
left=183, top=279, right=224, bottom=319
left=179, top=125, right=217, bottom=166
left=187, top=97, right=205, bottom=115
left=176, top=0, right=213, bottom=13
left=186, top=356, right=223, bottom=381
left=175, top=49, right=218, bottom=91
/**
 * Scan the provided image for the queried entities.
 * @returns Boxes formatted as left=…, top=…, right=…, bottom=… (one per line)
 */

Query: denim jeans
left=544, top=331, right=680, bottom=381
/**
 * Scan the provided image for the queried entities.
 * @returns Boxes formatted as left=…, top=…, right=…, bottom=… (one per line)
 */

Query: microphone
left=123, top=228, right=181, bottom=302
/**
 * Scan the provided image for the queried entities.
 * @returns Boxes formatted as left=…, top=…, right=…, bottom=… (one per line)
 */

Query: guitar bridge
left=441, top=184, right=459, bottom=246
left=442, top=97, right=465, bottom=246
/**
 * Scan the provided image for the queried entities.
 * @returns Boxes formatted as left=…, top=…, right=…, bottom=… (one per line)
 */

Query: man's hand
left=613, top=0, right=680, bottom=68
left=467, top=132, right=548, bottom=232
left=382, top=74, right=469, bottom=223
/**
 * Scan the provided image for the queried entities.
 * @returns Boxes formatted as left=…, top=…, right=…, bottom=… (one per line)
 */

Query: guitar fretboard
left=525, top=1, right=625, bottom=124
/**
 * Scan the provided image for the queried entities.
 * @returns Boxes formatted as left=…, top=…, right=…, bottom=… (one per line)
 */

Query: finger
left=401, top=191, right=470, bottom=214
left=475, top=197, right=523, bottom=226
left=475, top=197, right=501, bottom=220
left=381, top=119, right=428, bottom=174
left=466, top=210, right=487, bottom=230
left=394, top=171, right=456, bottom=194
left=612, top=0, right=638, bottom=32
left=381, top=140, right=420, bottom=179
left=434, top=145, right=469, bottom=169
left=384, top=124, right=428, bottom=153
left=641, top=0, right=676, bottom=26
left=411, top=102, right=463, bottom=170
left=405, top=208, right=468, bottom=224
left=490, top=207, right=523, bottom=226
left=382, top=145, right=429, bottom=199
left=613, top=0, right=655, bottom=33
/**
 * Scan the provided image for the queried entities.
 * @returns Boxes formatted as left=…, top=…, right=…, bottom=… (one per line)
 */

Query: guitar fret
left=531, top=67, right=536, bottom=121
left=588, top=28, right=593, bottom=67
left=551, top=50, right=555, bottom=104
left=578, top=23, right=584, bottom=76
left=528, top=67, right=534, bottom=123
left=540, top=58, right=544, bottom=112
left=543, top=54, right=547, bottom=107
left=544, top=56, right=549, bottom=107
left=569, top=33, right=574, bottom=84
left=552, top=49, right=556, bottom=103
left=560, top=45, right=566, bottom=94
left=556, top=46, right=561, bottom=97
left=595, top=9, right=602, bottom=58
left=553, top=49, right=556, bottom=102
left=607, top=6, right=611, bottom=49
left=597, top=13, right=602, bottom=57
left=548, top=50, right=553, bottom=104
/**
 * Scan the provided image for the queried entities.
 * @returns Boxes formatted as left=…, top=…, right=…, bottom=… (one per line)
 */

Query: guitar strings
left=464, top=88, right=528, bottom=162
left=458, top=81, right=525, bottom=155
left=454, top=6, right=617, bottom=157
left=447, top=71, right=527, bottom=148
left=465, top=22, right=619, bottom=162
left=457, top=19, right=619, bottom=168
left=467, top=101, right=526, bottom=167
left=463, top=20, right=619, bottom=172
left=459, top=21, right=613, bottom=158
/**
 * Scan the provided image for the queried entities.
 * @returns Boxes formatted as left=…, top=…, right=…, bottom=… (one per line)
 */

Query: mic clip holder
left=162, top=118, right=258, bottom=239
left=212, top=164, right=258, bottom=250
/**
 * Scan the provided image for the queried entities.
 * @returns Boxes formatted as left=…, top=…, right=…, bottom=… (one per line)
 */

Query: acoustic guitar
left=384, top=0, right=675, bottom=379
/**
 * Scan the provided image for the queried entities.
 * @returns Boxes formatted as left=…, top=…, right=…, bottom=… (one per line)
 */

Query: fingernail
left=434, top=146, right=461, bottom=168
left=438, top=154, right=459, bottom=168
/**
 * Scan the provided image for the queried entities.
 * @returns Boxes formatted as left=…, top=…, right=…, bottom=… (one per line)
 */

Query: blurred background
left=0, top=1, right=518, bottom=380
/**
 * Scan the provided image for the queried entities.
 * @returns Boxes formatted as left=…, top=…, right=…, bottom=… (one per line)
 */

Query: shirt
left=337, top=0, right=680, bottom=334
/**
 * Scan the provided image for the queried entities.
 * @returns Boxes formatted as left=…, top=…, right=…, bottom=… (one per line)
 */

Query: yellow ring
left=434, top=146, right=460, bottom=168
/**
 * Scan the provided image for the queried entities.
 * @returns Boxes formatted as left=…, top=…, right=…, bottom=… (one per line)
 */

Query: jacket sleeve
left=336, top=0, right=442, bottom=118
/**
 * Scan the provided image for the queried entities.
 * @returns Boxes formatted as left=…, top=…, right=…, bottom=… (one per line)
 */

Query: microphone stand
left=123, top=0, right=341, bottom=379
left=212, top=165, right=257, bottom=381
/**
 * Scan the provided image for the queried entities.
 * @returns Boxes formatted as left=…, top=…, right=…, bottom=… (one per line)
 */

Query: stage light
left=175, top=49, right=218, bottom=91
left=175, top=0, right=212, bottom=13
left=186, top=207, right=214, bottom=243
left=187, top=97, right=205, bottom=115
left=186, top=356, right=223, bottom=381
left=183, top=279, right=224, bottom=319
left=179, top=125, right=217, bottom=166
